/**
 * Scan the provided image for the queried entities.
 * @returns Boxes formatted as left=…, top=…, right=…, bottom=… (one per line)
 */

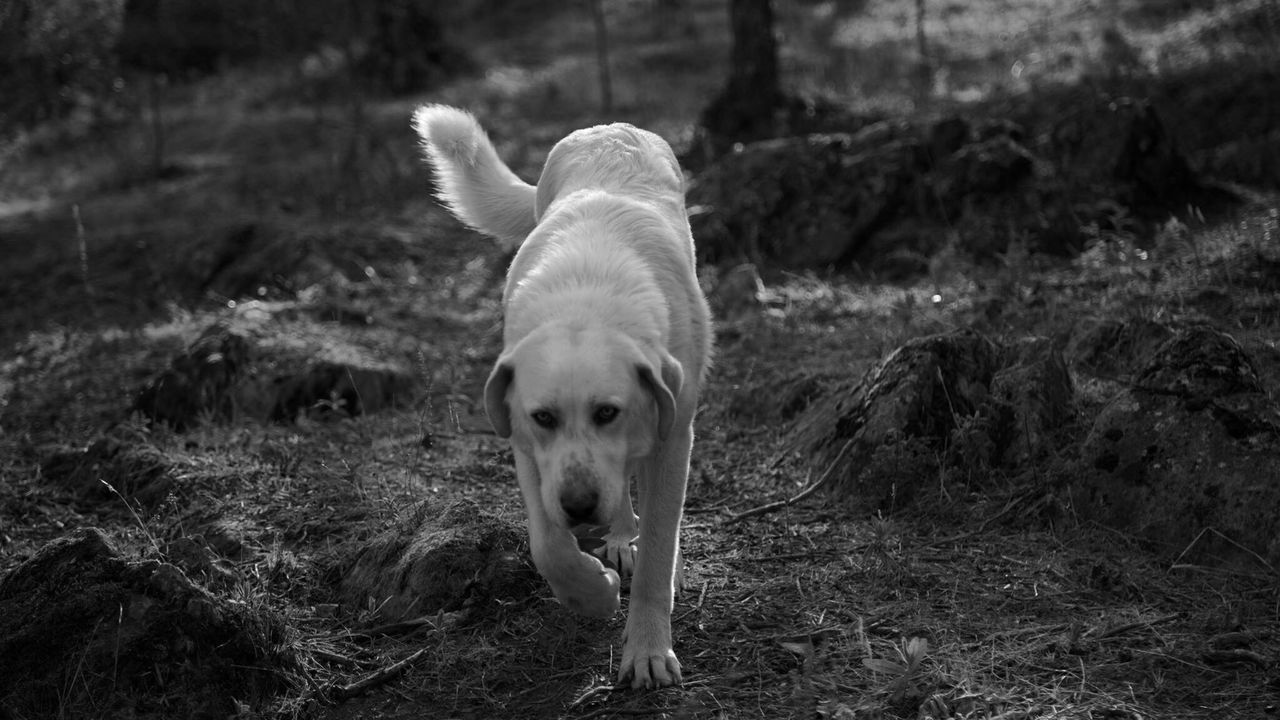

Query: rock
left=1076, top=326, right=1280, bottom=566
left=0, top=528, right=295, bottom=718
left=337, top=500, right=536, bottom=622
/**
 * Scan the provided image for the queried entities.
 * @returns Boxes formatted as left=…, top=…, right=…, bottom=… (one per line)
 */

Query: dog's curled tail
left=412, top=104, right=537, bottom=246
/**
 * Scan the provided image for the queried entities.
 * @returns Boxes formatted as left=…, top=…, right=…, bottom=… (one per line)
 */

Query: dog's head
left=484, top=323, right=683, bottom=528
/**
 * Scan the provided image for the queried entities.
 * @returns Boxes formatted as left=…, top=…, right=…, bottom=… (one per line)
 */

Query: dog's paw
left=595, top=534, right=637, bottom=577
left=559, top=564, right=620, bottom=618
left=618, top=615, right=681, bottom=688
left=618, top=638, right=681, bottom=689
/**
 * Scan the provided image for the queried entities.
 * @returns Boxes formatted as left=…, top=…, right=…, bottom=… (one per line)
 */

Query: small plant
left=866, top=512, right=900, bottom=571
left=99, top=479, right=163, bottom=557
left=863, top=636, right=931, bottom=704
left=260, top=441, right=303, bottom=478
left=311, top=389, right=350, bottom=418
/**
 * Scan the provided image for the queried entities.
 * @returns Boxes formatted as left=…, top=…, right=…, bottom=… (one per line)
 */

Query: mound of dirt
left=779, top=329, right=1074, bottom=507
left=781, top=321, right=1280, bottom=565
left=1074, top=325, right=1280, bottom=565
left=689, top=121, right=944, bottom=271
left=690, top=98, right=1235, bottom=274
left=40, top=435, right=176, bottom=509
left=338, top=499, right=536, bottom=623
left=1066, top=317, right=1175, bottom=378
left=133, top=313, right=415, bottom=430
left=0, top=528, right=296, bottom=719
left=132, top=324, right=250, bottom=430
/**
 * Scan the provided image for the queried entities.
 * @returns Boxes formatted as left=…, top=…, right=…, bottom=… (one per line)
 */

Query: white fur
left=411, top=106, right=537, bottom=246
left=415, top=105, right=711, bottom=688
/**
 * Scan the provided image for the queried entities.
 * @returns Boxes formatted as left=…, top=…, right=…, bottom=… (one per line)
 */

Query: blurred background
left=1, top=0, right=1278, bottom=347
left=3, top=5, right=1280, bottom=719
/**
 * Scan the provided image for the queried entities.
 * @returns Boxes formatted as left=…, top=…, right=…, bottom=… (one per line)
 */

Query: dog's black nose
left=560, top=487, right=599, bottom=525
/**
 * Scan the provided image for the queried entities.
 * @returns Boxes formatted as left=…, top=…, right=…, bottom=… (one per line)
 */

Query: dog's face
left=485, top=323, right=682, bottom=529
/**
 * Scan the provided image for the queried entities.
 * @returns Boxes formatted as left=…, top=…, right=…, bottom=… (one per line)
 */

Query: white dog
left=413, top=105, right=711, bottom=688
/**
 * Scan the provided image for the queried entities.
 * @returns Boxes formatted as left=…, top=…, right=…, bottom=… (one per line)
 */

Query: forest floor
left=1, top=1, right=1278, bottom=719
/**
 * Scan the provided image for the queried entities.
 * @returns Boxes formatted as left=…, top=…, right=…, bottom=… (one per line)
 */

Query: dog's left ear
left=484, top=360, right=515, bottom=439
left=638, top=353, right=683, bottom=441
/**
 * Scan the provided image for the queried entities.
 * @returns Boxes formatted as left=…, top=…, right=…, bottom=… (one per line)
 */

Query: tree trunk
left=591, top=0, right=613, bottom=113
left=913, top=0, right=932, bottom=104
left=147, top=72, right=166, bottom=175
left=727, top=0, right=779, bottom=104
left=696, top=0, right=782, bottom=157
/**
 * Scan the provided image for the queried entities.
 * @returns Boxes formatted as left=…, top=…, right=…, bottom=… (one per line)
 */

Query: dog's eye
left=593, top=405, right=619, bottom=426
left=531, top=410, right=557, bottom=429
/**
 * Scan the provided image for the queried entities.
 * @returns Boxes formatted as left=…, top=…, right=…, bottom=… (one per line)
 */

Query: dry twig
left=331, top=647, right=429, bottom=701
left=722, top=437, right=855, bottom=525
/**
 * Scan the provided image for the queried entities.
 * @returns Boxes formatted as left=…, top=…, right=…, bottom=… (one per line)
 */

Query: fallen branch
left=722, top=437, right=855, bottom=525
left=331, top=647, right=430, bottom=701
left=1093, top=612, right=1181, bottom=640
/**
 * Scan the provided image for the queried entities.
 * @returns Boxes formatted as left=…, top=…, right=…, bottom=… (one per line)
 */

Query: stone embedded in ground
left=0, top=528, right=296, bottom=719
left=337, top=499, right=535, bottom=623
left=1076, top=326, right=1280, bottom=566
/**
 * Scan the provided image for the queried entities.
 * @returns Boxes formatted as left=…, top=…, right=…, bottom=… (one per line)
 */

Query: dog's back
left=534, top=124, right=685, bottom=223
left=414, top=106, right=688, bottom=249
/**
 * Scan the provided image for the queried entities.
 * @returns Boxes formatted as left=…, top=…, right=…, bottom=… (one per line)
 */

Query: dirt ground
left=2, top=2, right=1279, bottom=719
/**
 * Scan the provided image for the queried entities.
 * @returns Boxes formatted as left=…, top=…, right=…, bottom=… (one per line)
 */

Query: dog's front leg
left=596, top=475, right=639, bottom=577
left=618, top=420, right=692, bottom=688
left=514, top=450, right=620, bottom=618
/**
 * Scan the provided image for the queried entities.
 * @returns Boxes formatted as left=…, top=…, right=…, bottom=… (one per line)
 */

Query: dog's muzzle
left=559, top=462, right=600, bottom=525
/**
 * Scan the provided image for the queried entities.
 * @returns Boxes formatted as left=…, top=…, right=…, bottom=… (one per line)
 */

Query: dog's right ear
left=638, top=352, right=683, bottom=441
left=484, top=360, right=514, bottom=439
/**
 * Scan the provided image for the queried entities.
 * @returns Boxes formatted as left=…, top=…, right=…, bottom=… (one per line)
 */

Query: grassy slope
left=1, top=1, right=1278, bottom=718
